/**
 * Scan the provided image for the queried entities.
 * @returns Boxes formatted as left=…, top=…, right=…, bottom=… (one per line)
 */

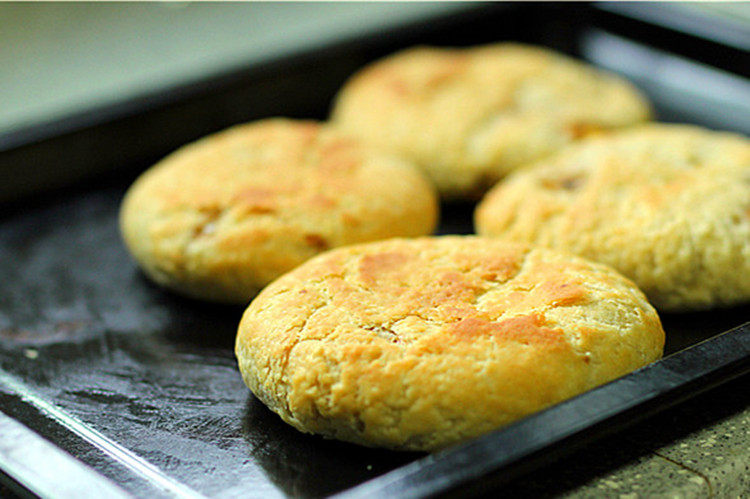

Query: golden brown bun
left=120, top=119, right=438, bottom=303
left=476, top=124, right=750, bottom=311
left=331, top=43, right=651, bottom=199
left=236, top=236, right=664, bottom=451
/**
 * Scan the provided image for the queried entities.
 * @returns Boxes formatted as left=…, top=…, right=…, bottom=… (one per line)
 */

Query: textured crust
left=476, top=124, right=750, bottom=311
left=331, top=43, right=652, bottom=198
left=120, top=119, right=438, bottom=303
left=235, top=236, right=664, bottom=451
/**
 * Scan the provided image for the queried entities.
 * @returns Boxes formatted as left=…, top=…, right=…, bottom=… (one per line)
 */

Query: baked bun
left=236, top=236, right=664, bottom=451
left=476, top=124, right=750, bottom=311
left=331, top=43, right=651, bottom=198
left=120, top=119, right=438, bottom=303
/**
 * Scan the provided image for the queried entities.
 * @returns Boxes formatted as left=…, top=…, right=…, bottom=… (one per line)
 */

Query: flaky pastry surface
left=476, top=124, right=750, bottom=311
left=236, top=237, right=664, bottom=450
left=120, top=119, right=438, bottom=303
left=332, top=43, right=651, bottom=198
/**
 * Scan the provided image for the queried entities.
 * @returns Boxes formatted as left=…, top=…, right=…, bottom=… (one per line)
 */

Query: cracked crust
left=476, top=124, right=750, bottom=311
left=330, top=43, right=652, bottom=199
left=120, top=119, right=438, bottom=303
left=235, top=236, right=664, bottom=451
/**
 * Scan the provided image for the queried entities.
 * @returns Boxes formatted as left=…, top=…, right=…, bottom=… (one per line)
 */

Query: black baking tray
left=1, top=3, right=749, bottom=498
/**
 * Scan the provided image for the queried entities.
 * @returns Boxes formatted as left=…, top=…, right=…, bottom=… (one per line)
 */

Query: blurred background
left=1, top=2, right=748, bottom=204
left=3, top=2, right=748, bottom=140
left=1, top=2, right=471, bottom=137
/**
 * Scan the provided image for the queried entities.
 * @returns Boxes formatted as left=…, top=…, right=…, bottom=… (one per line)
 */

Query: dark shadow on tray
left=660, top=303, right=750, bottom=356
left=437, top=200, right=478, bottom=236
left=134, top=270, right=246, bottom=350
left=242, top=396, right=421, bottom=498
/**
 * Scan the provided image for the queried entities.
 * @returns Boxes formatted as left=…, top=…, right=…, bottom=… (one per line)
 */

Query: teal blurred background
left=0, top=2, right=468, bottom=137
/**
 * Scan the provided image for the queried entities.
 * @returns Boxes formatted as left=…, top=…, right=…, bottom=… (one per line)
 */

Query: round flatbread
left=120, top=119, right=438, bottom=303
left=476, top=124, right=750, bottom=311
left=331, top=43, right=651, bottom=198
left=236, top=236, right=664, bottom=451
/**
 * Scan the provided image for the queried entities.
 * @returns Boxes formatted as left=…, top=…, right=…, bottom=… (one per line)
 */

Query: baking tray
left=1, top=3, right=748, bottom=498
